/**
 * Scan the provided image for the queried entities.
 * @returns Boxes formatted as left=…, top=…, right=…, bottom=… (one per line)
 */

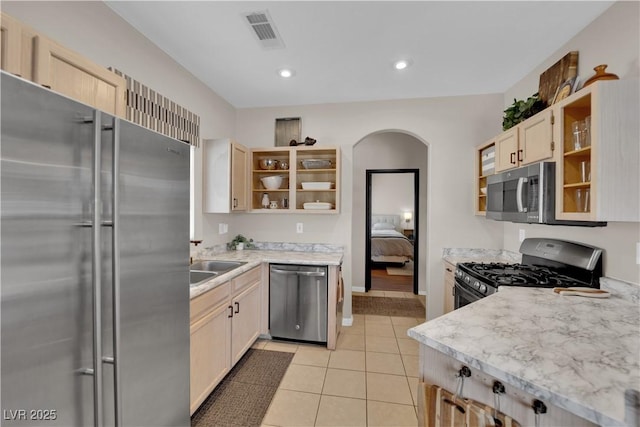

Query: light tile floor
left=255, top=292, right=426, bottom=427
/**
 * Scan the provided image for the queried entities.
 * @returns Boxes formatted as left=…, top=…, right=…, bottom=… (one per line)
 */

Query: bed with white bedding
left=370, top=215, right=414, bottom=264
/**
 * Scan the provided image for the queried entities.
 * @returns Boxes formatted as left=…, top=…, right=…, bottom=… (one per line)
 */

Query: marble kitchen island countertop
left=189, top=249, right=343, bottom=299
left=408, top=286, right=640, bottom=426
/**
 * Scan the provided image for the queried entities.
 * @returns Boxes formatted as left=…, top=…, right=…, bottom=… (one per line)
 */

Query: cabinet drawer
left=231, top=266, right=261, bottom=295
left=190, top=282, right=230, bottom=323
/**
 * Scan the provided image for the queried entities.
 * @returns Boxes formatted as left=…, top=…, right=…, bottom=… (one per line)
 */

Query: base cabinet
left=418, top=345, right=597, bottom=427
left=189, top=266, right=261, bottom=414
left=443, top=262, right=455, bottom=315
left=190, top=299, right=231, bottom=414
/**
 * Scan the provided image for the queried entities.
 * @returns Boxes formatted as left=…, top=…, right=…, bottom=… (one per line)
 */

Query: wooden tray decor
left=538, top=51, right=578, bottom=108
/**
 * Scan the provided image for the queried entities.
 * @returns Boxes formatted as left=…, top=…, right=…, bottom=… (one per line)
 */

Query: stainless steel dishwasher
left=269, top=264, right=328, bottom=343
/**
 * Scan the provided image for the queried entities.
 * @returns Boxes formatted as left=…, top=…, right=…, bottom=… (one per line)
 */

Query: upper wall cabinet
left=0, top=13, right=23, bottom=76
left=203, top=139, right=249, bottom=213
left=251, top=146, right=340, bottom=213
left=494, top=109, right=554, bottom=172
left=33, top=36, right=126, bottom=117
left=1, top=12, right=126, bottom=117
left=554, top=79, right=639, bottom=222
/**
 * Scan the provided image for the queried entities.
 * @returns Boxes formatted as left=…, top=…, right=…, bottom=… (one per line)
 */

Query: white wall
left=352, top=132, right=427, bottom=297
left=1, top=1, right=237, bottom=242
left=371, top=173, right=414, bottom=219
left=503, top=1, right=640, bottom=284
left=231, top=95, right=506, bottom=320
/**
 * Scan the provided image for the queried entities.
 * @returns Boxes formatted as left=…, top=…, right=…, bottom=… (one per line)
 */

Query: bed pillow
left=372, top=222, right=396, bottom=230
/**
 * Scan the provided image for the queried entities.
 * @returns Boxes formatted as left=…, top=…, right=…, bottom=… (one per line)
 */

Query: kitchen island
left=408, top=282, right=640, bottom=426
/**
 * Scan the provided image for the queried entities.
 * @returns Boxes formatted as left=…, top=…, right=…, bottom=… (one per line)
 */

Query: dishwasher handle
left=271, top=268, right=325, bottom=277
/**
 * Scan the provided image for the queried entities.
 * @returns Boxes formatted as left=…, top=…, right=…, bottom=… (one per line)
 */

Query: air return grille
left=242, top=10, right=285, bottom=49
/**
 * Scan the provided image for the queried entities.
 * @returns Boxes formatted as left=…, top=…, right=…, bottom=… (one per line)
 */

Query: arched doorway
left=351, top=130, right=429, bottom=298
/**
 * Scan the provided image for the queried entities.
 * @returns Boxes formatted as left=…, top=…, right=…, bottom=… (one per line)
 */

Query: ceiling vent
left=242, top=10, right=285, bottom=49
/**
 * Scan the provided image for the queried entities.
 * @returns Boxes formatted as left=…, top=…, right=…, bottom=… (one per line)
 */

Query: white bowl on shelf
left=480, top=187, right=487, bottom=195
left=303, top=201, right=332, bottom=210
left=261, top=175, right=283, bottom=190
left=301, top=182, right=332, bottom=190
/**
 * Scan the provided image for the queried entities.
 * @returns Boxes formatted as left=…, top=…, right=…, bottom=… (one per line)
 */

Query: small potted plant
left=502, top=93, right=545, bottom=131
left=227, top=234, right=256, bottom=251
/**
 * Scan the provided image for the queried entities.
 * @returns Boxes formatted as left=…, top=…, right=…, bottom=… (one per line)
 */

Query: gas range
left=453, top=238, right=603, bottom=308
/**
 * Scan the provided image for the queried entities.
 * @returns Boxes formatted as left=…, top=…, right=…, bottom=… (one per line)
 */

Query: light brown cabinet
left=554, top=79, right=639, bottom=222
left=475, top=141, right=495, bottom=215
left=494, top=109, right=553, bottom=173
left=1, top=12, right=125, bottom=117
left=0, top=12, right=23, bottom=76
left=251, top=146, right=340, bottom=213
left=203, top=139, right=249, bottom=213
left=443, top=261, right=455, bottom=315
left=189, top=266, right=262, bottom=414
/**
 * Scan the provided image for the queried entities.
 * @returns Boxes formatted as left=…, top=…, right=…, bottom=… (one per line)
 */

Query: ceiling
left=106, top=1, right=613, bottom=109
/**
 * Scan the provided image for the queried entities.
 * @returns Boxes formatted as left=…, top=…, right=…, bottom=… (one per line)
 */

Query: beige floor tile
left=262, top=389, right=320, bottom=427
left=315, top=395, right=367, bottom=427
left=366, top=372, right=413, bottom=405
left=366, top=352, right=406, bottom=376
left=415, top=317, right=426, bottom=324
left=366, top=290, right=386, bottom=297
left=342, top=323, right=365, bottom=335
left=365, top=336, right=399, bottom=354
left=383, top=291, right=406, bottom=298
left=365, top=314, right=392, bottom=324
left=322, top=368, right=366, bottom=399
left=352, top=314, right=365, bottom=324
left=337, top=333, right=366, bottom=351
left=292, top=346, right=331, bottom=367
left=279, top=364, right=326, bottom=393
left=328, top=349, right=366, bottom=371
left=390, top=316, right=420, bottom=326
left=367, top=401, right=418, bottom=427
left=392, top=324, right=412, bottom=339
left=397, top=338, right=419, bottom=356
left=252, top=339, right=267, bottom=349
left=365, top=322, right=396, bottom=338
left=406, top=376, right=419, bottom=406
left=264, top=340, right=299, bottom=353
left=402, top=354, right=419, bottom=378
left=404, top=292, right=418, bottom=299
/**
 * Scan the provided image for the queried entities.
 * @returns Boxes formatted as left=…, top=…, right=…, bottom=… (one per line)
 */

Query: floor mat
left=191, top=348, right=293, bottom=426
left=352, top=295, right=425, bottom=317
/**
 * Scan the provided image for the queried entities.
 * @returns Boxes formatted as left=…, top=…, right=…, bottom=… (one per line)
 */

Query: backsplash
left=192, top=241, right=344, bottom=259
left=442, top=247, right=522, bottom=263
left=600, top=277, right=640, bottom=304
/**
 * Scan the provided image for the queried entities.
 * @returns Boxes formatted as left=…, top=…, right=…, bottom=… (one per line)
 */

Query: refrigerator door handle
left=110, top=118, right=123, bottom=427
left=91, top=110, right=104, bottom=427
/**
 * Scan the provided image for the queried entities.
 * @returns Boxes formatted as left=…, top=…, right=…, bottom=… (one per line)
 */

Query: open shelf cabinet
left=250, top=146, right=340, bottom=213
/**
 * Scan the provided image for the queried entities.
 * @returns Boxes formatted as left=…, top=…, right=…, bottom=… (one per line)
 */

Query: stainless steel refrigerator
left=1, top=72, right=191, bottom=426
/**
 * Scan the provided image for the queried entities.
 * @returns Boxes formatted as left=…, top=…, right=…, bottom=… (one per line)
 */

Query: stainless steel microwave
left=486, top=162, right=555, bottom=224
left=486, top=162, right=605, bottom=226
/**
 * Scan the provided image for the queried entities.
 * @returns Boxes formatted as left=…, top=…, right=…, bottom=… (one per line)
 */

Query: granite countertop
left=408, top=285, right=640, bottom=426
left=189, top=249, right=343, bottom=299
left=442, top=247, right=522, bottom=265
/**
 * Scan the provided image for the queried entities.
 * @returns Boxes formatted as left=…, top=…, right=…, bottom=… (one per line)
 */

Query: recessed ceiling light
left=278, top=68, right=295, bottom=78
left=393, top=59, right=411, bottom=70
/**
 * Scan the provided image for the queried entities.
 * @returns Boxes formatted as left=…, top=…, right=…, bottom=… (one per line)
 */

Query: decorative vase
left=583, top=64, right=619, bottom=87
left=236, top=242, right=244, bottom=251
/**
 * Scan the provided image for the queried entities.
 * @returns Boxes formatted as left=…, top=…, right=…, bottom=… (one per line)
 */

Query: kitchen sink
left=190, top=271, right=217, bottom=286
left=190, top=260, right=246, bottom=274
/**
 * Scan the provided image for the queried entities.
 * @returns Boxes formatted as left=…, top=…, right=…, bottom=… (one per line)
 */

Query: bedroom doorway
left=365, top=169, right=419, bottom=294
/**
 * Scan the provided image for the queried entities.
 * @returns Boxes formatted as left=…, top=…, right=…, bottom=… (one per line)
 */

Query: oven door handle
left=516, top=177, right=528, bottom=212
